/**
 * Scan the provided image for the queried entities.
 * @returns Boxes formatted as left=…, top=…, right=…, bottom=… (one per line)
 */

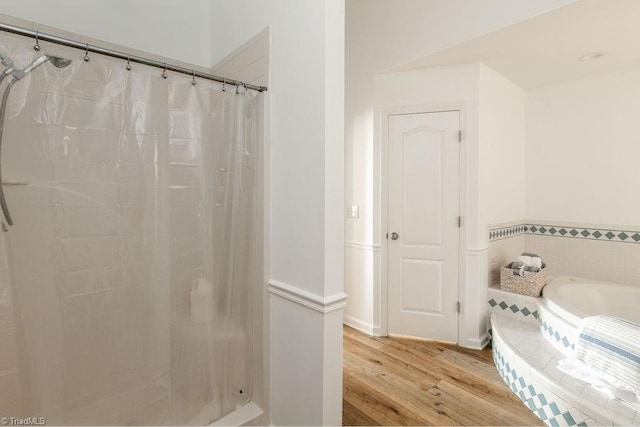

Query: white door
left=387, top=111, right=460, bottom=341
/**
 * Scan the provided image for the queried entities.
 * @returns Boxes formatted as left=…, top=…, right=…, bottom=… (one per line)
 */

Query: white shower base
left=489, top=286, right=640, bottom=426
left=210, top=402, right=264, bottom=426
left=53, top=384, right=264, bottom=426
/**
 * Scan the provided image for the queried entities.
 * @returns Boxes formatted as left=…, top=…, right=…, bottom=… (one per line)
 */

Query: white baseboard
left=343, top=315, right=375, bottom=335
left=464, top=332, right=491, bottom=350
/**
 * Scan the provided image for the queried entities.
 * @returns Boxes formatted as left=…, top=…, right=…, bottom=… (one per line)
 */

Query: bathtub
left=490, top=276, right=640, bottom=425
left=539, top=275, right=640, bottom=354
left=543, top=275, right=640, bottom=324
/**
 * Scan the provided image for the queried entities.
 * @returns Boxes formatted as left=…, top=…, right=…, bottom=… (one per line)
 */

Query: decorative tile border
left=489, top=298, right=539, bottom=320
left=537, top=304, right=579, bottom=356
left=488, top=287, right=540, bottom=325
left=527, top=224, right=640, bottom=243
left=493, top=345, right=537, bottom=401
left=489, top=224, right=527, bottom=241
left=540, top=319, right=575, bottom=352
left=489, top=223, right=640, bottom=244
left=493, top=331, right=593, bottom=426
left=491, top=314, right=640, bottom=426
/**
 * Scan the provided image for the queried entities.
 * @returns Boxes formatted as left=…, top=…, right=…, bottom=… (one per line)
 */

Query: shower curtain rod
left=0, top=22, right=268, bottom=92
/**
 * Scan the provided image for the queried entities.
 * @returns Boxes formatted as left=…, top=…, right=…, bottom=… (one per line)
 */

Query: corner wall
left=475, top=64, right=527, bottom=342
left=210, top=1, right=346, bottom=425
left=479, top=64, right=526, bottom=230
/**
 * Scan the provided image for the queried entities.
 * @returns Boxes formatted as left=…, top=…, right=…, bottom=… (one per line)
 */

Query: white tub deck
left=489, top=280, right=640, bottom=426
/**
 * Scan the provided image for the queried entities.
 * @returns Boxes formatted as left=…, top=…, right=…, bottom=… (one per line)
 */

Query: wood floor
left=342, top=326, right=543, bottom=426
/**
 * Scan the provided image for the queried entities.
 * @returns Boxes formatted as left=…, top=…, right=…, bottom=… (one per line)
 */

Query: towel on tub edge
left=557, top=357, right=640, bottom=410
left=575, top=315, right=640, bottom=396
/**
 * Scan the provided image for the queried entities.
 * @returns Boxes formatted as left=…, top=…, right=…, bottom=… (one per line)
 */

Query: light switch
left=347, top=205, right=359, bottom=218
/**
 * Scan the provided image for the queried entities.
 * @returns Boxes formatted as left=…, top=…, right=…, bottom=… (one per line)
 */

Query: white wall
left=209, top=1, right=269, bottom=66
left=0, top=0, right=211, bottom=67
left=476, top=64, right=526, bottom=340
left=210, top=1, right=346, bottom=425
left=525, top=65, right=640, bottom=225
left=211, top=0, right=347, bottom=304
left=211, top=1, right=329, bottom=297
left=479, top=64, right=526, bottom=229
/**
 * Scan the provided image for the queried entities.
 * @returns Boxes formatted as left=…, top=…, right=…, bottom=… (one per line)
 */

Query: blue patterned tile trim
left=541, top=319, right=575, bottom=351
left=493, top=346, right=537, bottom=401
left=489, top=223, right=640, bottom=244
left=489, top=224, right=526, bottom=241
left=489, top=298, right=539, bottom=320
left=493, top=340, right=589, bottom=426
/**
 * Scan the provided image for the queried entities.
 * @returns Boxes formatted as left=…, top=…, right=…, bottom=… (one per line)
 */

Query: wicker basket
left=500, top=266, right=547, bottom=297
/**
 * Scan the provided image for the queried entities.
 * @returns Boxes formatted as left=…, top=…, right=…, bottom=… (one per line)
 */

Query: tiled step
left=491, top=313, right=639, bottom=426
left=488, top=285, right=540, bottom=325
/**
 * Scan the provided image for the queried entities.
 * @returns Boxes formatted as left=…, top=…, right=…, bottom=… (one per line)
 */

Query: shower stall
left=0, top=29, right=264, bottom=426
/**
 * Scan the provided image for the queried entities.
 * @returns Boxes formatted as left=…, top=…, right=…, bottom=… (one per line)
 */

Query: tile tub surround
left=488, top=285, right=539, bottom=324
left=488, top=222, right=640, bottom=287
left=538, top=303, right=578, bottom=356
left=491, top=313, right=640, bottom=426
left=486, top=286, right=576, bottom=355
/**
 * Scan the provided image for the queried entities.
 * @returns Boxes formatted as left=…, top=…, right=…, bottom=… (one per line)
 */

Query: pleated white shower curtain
left=0, top=33, right=261, bottom=426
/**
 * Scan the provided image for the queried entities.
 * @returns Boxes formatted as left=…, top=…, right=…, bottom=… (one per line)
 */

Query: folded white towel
left=520, top=252, right=546, bottom=269
left=529, top=257, right=542, bottom=268
left=517, top=255, right=532, bottom=266
left=558, top=357, right=640, bottom=411
left=517, top=255, right=543, bottom=268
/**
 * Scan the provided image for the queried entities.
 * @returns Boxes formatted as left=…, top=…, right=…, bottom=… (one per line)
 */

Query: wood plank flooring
left=343, top=326, right=543, bottom=426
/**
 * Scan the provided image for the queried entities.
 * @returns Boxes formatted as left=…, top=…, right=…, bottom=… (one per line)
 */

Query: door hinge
left=458, top=130, right=462, bottom=142
left=457, top=216, right=462, bottom=228
left=457, top=301, right=461, bottom=313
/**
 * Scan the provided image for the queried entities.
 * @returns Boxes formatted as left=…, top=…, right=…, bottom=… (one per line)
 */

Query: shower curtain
left=0, top=33, right=261, bottom=426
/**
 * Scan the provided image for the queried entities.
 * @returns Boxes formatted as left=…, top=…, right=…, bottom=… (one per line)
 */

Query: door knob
left=390, top=232, right=399, bottom=240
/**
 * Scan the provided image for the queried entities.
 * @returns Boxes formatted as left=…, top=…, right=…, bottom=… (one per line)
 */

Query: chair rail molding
left=268, top=280, right=348, bottom=314
left=344, top=240, right=381, bottom=251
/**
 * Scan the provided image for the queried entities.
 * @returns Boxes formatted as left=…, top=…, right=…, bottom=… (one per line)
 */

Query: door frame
left=379, top=104, right=468, bottom=344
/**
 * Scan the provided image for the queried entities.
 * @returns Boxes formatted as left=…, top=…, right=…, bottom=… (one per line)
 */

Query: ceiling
left=391, top=0, right=640, bottom=89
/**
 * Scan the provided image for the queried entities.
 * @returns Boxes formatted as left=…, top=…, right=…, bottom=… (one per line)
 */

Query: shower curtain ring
left=126, top=55, right=131, bottom=71
left=162, top=63, right=168, bottom=79
left=33, top=30, right=41, bottom=51
left=192, top=70, right=197, bottom=85
left=236, top=82, right=246, bottom=94
left=83, top=43, right=90, bottom=62
left=221, top=78, right=227, bottom=92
